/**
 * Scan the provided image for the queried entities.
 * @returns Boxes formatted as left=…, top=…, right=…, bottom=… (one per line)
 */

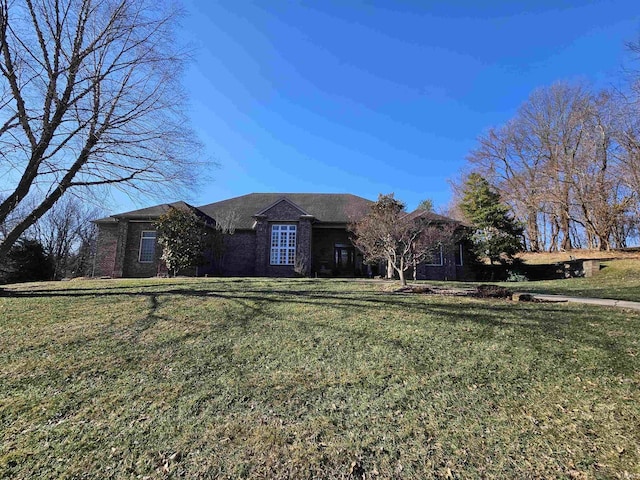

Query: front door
left=334, top=244, right=355, bottom=276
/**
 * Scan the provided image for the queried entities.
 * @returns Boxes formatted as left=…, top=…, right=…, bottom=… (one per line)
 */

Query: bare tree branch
left=0, top=0, right=202, bottom=256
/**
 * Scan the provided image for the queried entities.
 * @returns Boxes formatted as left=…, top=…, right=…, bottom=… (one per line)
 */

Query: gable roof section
left=93, top=201, right=213, bottom=224
left=403, top=209, right=456, bottom=223
left=254, top=196, right=312, bottom=217
left=403, top=209, right=471, bottom=229
left=198, top=193, right=373, bottom=229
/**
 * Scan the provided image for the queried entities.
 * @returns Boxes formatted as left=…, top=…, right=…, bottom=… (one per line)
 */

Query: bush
left=505, top=269, right=529, bottom=282
left=0, top=238, right=54, bottom=284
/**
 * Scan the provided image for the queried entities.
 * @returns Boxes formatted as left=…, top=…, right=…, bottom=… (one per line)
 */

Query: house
left=93, top=193, right=470, bottom=280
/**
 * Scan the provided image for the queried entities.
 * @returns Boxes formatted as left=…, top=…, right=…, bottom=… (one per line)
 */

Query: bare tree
left=29, top=195, right=103, bottom=278
left=467, top=81, right=639, bottom=252
left=351, top=194, right=458, bottom=286
left=0, top=0, right=201, bottom=257
left=613, top=39, right=640, bottom=240
left=210, top=208, right=238, bottom=275
left=467, top=121, right=547, bottom=252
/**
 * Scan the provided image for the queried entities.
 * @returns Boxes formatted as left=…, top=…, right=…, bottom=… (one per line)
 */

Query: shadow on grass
left=4, top=280, right=638, bottom=376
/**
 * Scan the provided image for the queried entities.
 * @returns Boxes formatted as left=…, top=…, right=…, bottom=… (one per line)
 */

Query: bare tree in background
left=467, top=81, right=638, bottom=251
left=0, top=0, right=201, bottom=257
left=30, top=196, right=103, bottom=278
left=614, top=39, right=640, bottom=242
left=210, top=208, right=239, bottom=275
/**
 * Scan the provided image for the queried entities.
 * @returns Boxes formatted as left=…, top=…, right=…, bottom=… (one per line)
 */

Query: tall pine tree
left=460, top=173, right=523, bottom=264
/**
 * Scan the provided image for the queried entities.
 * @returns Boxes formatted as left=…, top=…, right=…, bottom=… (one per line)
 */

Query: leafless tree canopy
left=0, top=0, right=201, bottom=256
left=463, top=79, right=639, bottom=251
left=29, top=195, right=102, bottom=278
left=351, top=194, right=458, bottom=286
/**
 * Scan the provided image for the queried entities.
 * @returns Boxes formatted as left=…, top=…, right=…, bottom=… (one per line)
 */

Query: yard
left=1, top=278, right=639, bottom=478
left=506, top=258, right=640, bottom=302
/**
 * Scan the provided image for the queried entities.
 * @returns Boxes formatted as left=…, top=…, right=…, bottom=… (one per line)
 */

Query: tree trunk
left=526, top=209, right=540, bottom=252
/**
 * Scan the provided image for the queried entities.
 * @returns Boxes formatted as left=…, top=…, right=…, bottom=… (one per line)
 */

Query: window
left=138, top=231, right=157, bottom=263
left=270, top=225, right=296, bottom=265
left=455, top=243, right=463, bottom=266
left=425, top=244, right=444, bottom=266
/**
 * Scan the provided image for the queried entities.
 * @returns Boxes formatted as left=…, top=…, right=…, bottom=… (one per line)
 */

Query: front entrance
left=334, top=244, right=355, bottom=276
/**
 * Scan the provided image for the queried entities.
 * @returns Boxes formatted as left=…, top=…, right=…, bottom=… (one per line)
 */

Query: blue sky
left=170, top=0, right=639, bottom=212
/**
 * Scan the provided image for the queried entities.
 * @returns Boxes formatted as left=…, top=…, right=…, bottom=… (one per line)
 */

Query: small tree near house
left=351, top=194, right=457, bottom=286
left=154, top=208, right=212, bottom=277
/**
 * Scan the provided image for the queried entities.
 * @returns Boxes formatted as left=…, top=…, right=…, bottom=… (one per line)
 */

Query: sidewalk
left=527, top=293, right=640, bottom=311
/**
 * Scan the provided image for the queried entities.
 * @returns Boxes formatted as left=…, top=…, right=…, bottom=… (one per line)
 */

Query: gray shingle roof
left=93, top=194, right=374, bottom=229
left=403, top=209, right=458, bottom=223
left=198, top=193, right=373, bottom=229
left=93, top=201, right=212, bottom=224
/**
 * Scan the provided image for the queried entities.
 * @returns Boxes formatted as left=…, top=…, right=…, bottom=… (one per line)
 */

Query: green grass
left=502, top=259, right=640, bottom=302
left=1, top=278, right=639, bottom=478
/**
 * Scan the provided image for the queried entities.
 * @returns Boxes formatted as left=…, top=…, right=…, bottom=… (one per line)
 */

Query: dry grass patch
left=517, top=249, right=640, bottom=264
left=1, top=278, right=639, bottom=478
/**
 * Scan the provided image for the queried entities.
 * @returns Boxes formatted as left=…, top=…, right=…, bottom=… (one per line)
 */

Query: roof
left=93, top=193, right=374, bottom=229
left=403, top=209, right=471, bottom=228
left=93, top=201, right=213, bottom=224
left=198, top=193, right=374, bottom=229
left=403, top=209, right=459, bottom=223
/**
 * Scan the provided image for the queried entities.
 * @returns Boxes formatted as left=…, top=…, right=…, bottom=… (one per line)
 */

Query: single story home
left=93, top=193, right=470, bottom=280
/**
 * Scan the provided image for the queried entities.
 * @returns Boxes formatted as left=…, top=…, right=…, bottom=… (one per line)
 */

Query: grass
left=501, top=258, right=640, bottom=302
left=1, top=277, right=639, bottom=478
left=516, top=249, right=640, bottom=265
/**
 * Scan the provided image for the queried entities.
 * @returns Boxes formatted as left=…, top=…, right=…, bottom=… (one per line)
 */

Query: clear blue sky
left=167, top=1, right=638, bottom=212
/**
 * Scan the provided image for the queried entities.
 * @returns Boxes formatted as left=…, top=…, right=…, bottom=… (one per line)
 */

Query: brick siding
left=93, top=223, right=119, bottom=277
left=122, top=221, right=159, bottom=277
left=221, top=231, right=256, bottom=276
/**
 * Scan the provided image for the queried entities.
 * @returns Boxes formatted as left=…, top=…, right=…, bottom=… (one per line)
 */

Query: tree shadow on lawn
left=4, top=283, right=637, bottom=377
left=167, top=289, right=639, bottom=378
left=0, top=280, right=193, bottom=296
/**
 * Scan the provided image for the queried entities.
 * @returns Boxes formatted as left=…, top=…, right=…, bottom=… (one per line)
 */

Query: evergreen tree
left=416, top=198, right=434, bottom=212
left=0, top=238, right=54, bottom=284
left=460, top=173, right=523, bottom=264
left=155, top=208, right=213, bottom=276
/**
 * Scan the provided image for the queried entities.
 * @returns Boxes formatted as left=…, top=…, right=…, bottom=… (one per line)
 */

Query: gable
left=256, top=198, right=311, bottom=221
left=198, top=193, right=373, bottom=229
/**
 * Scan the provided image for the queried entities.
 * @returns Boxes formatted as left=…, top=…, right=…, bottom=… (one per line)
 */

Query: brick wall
left=260, top=199, right=307, bottom=221
left=295, top=217, right=313, bottom=276
left=221, top=231, right=256, bottom=276
left=122, top=221, right=159, bottom=277
left=93, top=223, right=119, bottom=277
left=415, top=249, right=458, bottom=281
left=253, top=200, right=315, bottom=277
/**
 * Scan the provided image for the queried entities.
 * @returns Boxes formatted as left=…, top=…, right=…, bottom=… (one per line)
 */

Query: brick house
left=93, top=193, right=470, bottom=280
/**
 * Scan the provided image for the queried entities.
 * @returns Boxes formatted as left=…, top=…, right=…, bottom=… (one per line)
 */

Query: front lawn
left=1, top=278, right=639, bottom=478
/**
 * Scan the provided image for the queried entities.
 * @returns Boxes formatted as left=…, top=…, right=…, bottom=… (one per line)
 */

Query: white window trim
left=270, top=224, right=296, bottom=266
left=138, top=230, right=157, bottom=263
left=424, top=244, right=444, bottom=266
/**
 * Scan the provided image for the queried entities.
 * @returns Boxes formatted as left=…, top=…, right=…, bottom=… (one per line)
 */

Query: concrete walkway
left=527, top=293, right=640, bottom=311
